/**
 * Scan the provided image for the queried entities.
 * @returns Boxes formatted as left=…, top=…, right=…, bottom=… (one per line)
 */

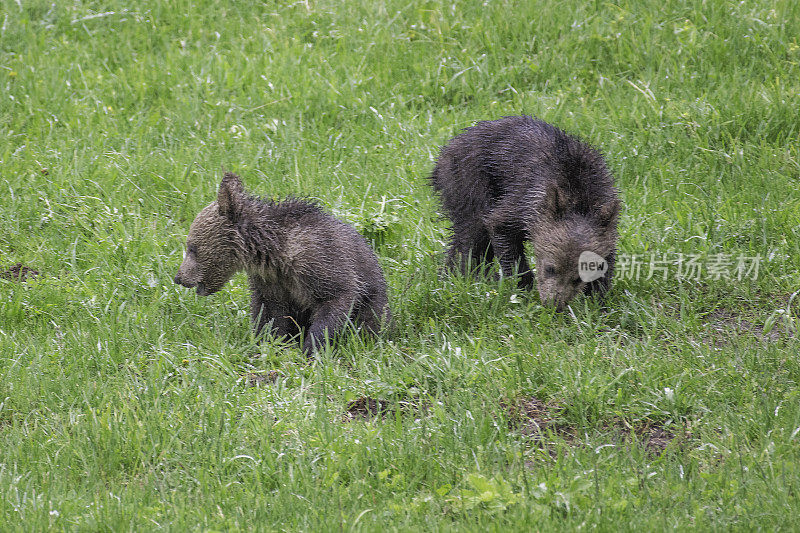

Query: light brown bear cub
left=174, top=172, right=390, bottom=354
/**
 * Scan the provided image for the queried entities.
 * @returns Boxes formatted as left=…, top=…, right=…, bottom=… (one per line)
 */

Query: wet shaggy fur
left=430, top=115, right=621, bottom=310
left=174, top=172, right=390, bottom=354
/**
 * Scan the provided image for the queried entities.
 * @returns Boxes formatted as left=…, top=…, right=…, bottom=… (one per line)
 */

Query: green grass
left=2, top=0, right=800, bottom=530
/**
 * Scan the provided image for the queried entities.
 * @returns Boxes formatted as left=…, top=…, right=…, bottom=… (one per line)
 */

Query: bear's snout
left=174, top=272, right=196, bottom=289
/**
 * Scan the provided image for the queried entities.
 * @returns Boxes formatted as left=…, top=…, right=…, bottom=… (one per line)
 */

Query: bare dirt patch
left=341, top=396, right=427, bottom=422
left=606, top=420, right=687, bottom=456
left=631, top=424, right=678, bottom=456
left=504, top=396, right=687, bottom=457
left=0, top=263, right=39, bottom=282
left=343, top=397, right=394, bottom=421
left=502, top=396, right=571, bottom=439
left=706, top=308, right=795, bottom=345
left=243, top=370, right=282, bottom=387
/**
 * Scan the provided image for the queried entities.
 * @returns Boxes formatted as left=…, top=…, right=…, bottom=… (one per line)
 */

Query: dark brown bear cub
left=430, top=115, right=621, bottom=310
left=174, top=172, right=390, bottom=354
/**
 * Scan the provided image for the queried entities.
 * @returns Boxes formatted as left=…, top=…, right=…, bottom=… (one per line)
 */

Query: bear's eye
left=544, top=266, right=556, bottom=277
left=188, top=244, right=198, bottom=256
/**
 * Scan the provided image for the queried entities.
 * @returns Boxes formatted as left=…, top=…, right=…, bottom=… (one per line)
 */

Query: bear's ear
left=596, top=198, right=620, bottom=227
left=543, top=184, right=566, bottom=219
left=218, top=172, right=245, bottom=222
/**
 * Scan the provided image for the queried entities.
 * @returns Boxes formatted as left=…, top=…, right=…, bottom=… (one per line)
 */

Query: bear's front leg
left=485, top=217, right=533, bottom=289
left=584, top=250, right=615, bottom=300
left=250, top=283, right=300, bottom=341
left=302, top=296, right=356, bottom=355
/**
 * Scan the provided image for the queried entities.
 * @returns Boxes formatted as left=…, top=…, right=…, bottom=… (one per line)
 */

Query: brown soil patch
left=504, top=396, right=687, bottom=457
left=502, top=396, right=571, bottom=439
left=341, top=396, right=427, bottom=422
left=606, top=419, right=687, bottom=456
left=343, top=397, right=394, bottom=421
left=632, top=424, right=678, bottom=456
left=706, top=309, right=795, bottom=345
left=243, top=370, right=282, bottom=387
left=0, top=263, right=39, bottom=282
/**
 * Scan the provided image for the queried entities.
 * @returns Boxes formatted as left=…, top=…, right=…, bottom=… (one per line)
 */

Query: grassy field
left=2, top=0, right=799, bottom=530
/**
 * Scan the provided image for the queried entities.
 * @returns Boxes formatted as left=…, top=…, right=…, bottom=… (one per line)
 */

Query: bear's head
left=531, top=185, right=619, bottom=311
left=174, top=173, right=247, bottom=296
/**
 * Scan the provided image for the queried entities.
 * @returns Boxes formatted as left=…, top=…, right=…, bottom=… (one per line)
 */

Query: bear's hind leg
left=356, top=289, right=391, bottom=336
left=485, top=220, right=533, bottom=289
left=446, top=222, right=494, bottom=278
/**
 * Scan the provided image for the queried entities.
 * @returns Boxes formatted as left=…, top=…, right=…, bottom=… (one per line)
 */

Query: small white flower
left=664, top=387, right=675, bottom=401
left=50, top=510, right=60, bottom=517
left=265, top=118, right=281, bottom=132
left=228, top=125, right=247, bottom=138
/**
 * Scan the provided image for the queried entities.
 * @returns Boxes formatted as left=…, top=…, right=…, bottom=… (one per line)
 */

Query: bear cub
left=429, top=115, right=621, bottom=310
left=174, top=172, right=390, bottom=354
